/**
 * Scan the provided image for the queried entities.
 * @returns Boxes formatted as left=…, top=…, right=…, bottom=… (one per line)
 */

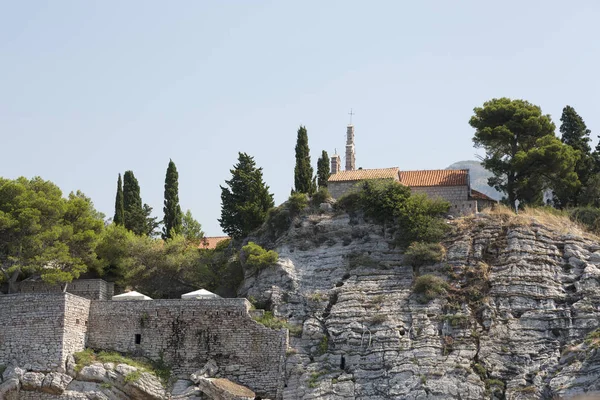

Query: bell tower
left=345, top=124, right=355, bottom=171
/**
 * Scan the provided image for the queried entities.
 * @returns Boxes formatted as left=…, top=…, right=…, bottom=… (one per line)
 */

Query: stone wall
left=19, top=279, right=114, bottom=300
left=87, top=298, right=288, bottom=399
left=328, top=181, right=360, bottom=199
left=61, top=295, right=91, bottom=363
left=410, top=185, right=477, bottom=216
left=0, top=293, right=90, bottom=373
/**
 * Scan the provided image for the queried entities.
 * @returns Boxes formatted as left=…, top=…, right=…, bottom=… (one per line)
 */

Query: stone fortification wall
left=62, top=295, right=91, bottom=361
left=19, top=279, right=114, bottom=300
left=410, top=185, right=477, bottom=215
left=0, top=293, right=90, bottom=372
left=87, top=298, right=287, bottom=399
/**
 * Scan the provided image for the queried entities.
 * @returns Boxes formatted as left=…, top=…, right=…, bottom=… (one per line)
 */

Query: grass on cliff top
left=476, top=205, right=594, bottom=238
left=73, top=349, right=171, bottom=383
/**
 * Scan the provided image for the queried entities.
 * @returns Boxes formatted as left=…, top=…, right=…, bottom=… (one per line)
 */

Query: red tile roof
left=399, top=169, right=469, bottom=187
left=199, top=236, right=231, bottom=250
left=470, top=189, right=497, bottom=201
left=328, top=168, right=400, bottom=182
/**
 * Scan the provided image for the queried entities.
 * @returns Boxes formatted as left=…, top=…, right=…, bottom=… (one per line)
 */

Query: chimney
left=331, top=154, right=341, bottom=174
left=345, top=125, right=355, bottom=171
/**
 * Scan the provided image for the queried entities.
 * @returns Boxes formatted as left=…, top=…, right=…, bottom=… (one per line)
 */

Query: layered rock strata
left=241, top=211, right=600, bottom=399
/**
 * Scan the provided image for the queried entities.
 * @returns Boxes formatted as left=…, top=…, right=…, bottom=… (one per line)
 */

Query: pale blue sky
left=2, top=1, right=600, bottom=235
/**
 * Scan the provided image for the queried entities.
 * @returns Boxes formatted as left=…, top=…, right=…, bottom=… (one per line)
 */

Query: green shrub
left=413, top=274, right=449, bottom=303
left=264, top=205, right=291, bottom=236
left=253, top=311, right=301, bottom=336
left=334, top=180, right=450, bottom=244
left=570, top=207, right=600, bottom=234
left=335, top=191, right=361, bottom=213
left=308, top=371, right=323, bottom=388
left=124, top=370, right=142, bottom=383
left=317, top=336, right=329, bottom=355
left=311, top=187, right=332, bottom=207
left=472, top=363, right=487, bottom=379
left=404, top=242, right=445, bottom=267
left=288, top=192, right=309, bottom=216
left=242, top=242, right=278, bottom=269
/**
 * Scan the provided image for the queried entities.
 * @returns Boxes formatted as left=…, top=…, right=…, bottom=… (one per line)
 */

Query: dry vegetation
left=472, top=205, right=597, bottom=239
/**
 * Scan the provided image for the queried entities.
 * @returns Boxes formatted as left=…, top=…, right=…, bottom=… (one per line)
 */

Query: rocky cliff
left=241, top=209, right=600, bottom=400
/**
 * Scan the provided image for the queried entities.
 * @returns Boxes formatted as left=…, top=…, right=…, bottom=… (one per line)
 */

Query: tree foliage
left=181, top=209, right=204, bottom=244
left=123, top=171, right=146, bottom=235
left=241, top=242, right=278, bottom=270
left=294, top=126, right=315, bottom=194
left=219, top=152, right=274, bottom=239
left=0, top=177, right=104, bottom=292
left=316, top=150, right=330, bottom=188
left=337, top=180, right=450, bottom=244
left=559, top=106, right=594, bottom=206
left=95, top=225, right=241, bottom=298
left=113, top=173, right=124, bottom=225
left=470, top=98, right=578, bottom=206
left=162, top=159, right=183, bottom=240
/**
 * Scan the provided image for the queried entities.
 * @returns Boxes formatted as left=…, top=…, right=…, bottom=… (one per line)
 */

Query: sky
left=2, top=1, right=600, bottom=235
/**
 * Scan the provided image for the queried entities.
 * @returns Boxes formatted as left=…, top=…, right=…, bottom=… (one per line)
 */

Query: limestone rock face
left=241, top=212, right=600, bottom=399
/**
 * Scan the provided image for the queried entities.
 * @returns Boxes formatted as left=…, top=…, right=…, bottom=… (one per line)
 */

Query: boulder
left=21, top=372, right=45, bottom=391
left=41, top=372, right=73, bottom=395
left=121, top=371, right=166, bottom=400
left=0, top=378, right=19, bottom=398
left=78, top=363, right=107, bottom=383
left=191, top=359, right=219, bottom=383
left=196, top=376, right=255, bottom=400
left=2, top=366, right=25, bottom=382
left=66, top=354, right=77, bottom=378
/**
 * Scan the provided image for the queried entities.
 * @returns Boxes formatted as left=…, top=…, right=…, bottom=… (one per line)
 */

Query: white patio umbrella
left=112, top=291, right=153, bottom=301
left=181, top=288, right=221, bottom=299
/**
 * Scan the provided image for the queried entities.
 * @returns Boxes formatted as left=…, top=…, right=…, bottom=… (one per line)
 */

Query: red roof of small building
left=199, top=236, right=231, bottom=250
left=328, top=168, right=400, bottom=182
left=470, top=189, right=497, bottom=202
left=399, top=169, right=469, bottom=187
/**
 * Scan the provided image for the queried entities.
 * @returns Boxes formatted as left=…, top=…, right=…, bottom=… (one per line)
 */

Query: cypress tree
left=219, top=152, right=274, bottom=239
left=317, top=150, right=330, bottom=188
left=294, top=125, right=315, bottom=194
left=162, top=159, right=183, bottom=240
left=122, top=170, right=146, bottom=235
left=113, top=173, right=125, bottom=225
left=559, top=105, right=594, bottom=206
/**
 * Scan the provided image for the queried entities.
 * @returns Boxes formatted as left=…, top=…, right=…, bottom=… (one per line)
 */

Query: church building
left=327, top=124, right=496, bottom=216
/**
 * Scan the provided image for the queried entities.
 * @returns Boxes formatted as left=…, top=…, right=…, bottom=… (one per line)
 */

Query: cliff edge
left=241, top=209, right=600, bottom=400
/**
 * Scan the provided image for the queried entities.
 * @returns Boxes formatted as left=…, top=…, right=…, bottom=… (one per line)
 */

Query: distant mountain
left=446, top=160, right=502, bottom=200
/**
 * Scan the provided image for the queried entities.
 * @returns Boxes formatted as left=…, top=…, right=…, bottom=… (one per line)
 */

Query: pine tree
left=113, top=173, right=125, bottom=225
left=219, top=152, right=274, bottom=239
left=294, top=126, right=315, bottom=194
left=471, top=98, right=579, bottom=206
left=559, top=106, right=593, bottom=206
left=122, top=170, right=146, bottom=235
left=317, top=150, right=330, bottom=188
left=162, top=159, right=183, bottom=240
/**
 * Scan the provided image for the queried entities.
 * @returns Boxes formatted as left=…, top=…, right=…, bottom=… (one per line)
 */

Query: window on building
left=135, top=334, right=141, bottom=345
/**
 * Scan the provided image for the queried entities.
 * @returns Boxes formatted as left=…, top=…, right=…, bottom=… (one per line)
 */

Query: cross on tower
left=348, top=108, right=355, bottom=124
